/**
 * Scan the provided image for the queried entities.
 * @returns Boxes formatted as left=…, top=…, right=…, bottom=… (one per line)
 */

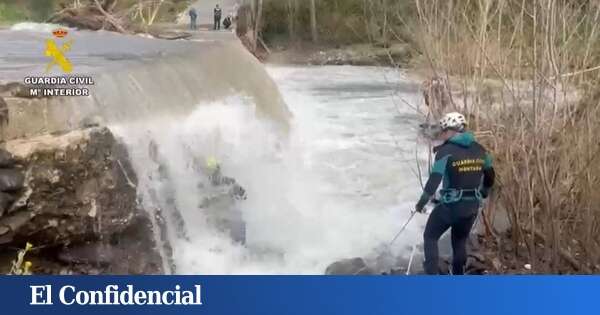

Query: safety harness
left=439, top=188, right=483, bottom=204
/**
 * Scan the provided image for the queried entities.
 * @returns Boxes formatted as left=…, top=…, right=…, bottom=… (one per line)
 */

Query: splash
left=112, top=66, right=428, bottom=275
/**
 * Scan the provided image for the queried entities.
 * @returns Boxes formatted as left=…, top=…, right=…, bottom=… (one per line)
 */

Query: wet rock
left=0, top=192, right=16, bottom=217
left=325, top=257, right=376, bottom=275
left=58, top=243, right=117, bottom=266
left=1, top=127, right=162, bottom=274
left=0, top=149, right=16, bottom=168
left=0, top=169, right=24, bottom=192
left=0, top=211, right=32, bottom=244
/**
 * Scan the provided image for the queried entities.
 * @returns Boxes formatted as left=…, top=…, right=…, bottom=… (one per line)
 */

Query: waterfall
left=3, top=26, right=426, bottom=275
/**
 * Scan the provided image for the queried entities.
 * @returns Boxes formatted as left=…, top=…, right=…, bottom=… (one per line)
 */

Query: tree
left=135, top=0, right=166, bottom=26
left=310, top=0, right=318, bottom=42
left=287, top=0, right=298, bottom=41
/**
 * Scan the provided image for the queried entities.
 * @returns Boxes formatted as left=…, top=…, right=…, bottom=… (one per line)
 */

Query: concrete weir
left=0, top=27, right=291, bottom=140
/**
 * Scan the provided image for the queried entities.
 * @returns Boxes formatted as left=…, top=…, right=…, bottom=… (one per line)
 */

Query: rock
left=466, top=256, right=488, bottom=275
left=0, top=169, right=24, bottom=192
left=0, top=192, right=16, bottom=217
left=58, top=243, right=116, bottom=266
left=325, top=257, right=376, bottom=275
left=3, top=128, right=133, bottom=245
left=1, top=127, right=161, bottom=274
left=0, top=149, right=16, bottom=168
left=0, top=210, right=32, bottom=232
left=0, top=210, right=32, bottom=244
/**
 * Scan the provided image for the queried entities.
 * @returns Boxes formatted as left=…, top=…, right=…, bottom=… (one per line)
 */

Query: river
left=113, top=65, right=430, bottom=274
left=1, top=23, right=432, bottom=274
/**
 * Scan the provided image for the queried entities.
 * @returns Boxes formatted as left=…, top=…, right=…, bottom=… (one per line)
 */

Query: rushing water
left=111, top=65, right=430, bottom=274
left=2, top=22, right=431, bottom=273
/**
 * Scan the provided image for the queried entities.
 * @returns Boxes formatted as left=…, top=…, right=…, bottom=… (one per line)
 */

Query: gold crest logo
left=45, top=28, right=73, bottom=73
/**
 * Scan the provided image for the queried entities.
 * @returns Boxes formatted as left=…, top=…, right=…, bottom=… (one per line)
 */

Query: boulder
left=0, top=169, right=24, bottom=192
left=325, top=257, right=376, bottom=275
left=1, top=127, right=162, bottom=274
left=0, top=192, right=16, bottom=217
left=0, top=149, right=16, bottom=168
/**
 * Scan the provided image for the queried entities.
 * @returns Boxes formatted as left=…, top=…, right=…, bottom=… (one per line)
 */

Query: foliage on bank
left=259, top=0, right=416, bottom=46
left=0, top=0, right=190, bottom=24
left=413, top=0, right=600, bottom=274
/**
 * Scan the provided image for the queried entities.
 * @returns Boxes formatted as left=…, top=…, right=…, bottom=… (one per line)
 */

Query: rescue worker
left=189, top=7, right=198, bottom=30
left=414, top=112, right=495, bottom=275
left=213, top=4, right=222, bottom=30
left=201, top=157, right=247, bottom=244
left=205, top=157, right=247, bottom=201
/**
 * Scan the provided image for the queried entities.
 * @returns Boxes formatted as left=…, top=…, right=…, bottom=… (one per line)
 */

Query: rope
left=406, top=243, right=417, bottom=275
left=389, top=210, right=417, bottom=246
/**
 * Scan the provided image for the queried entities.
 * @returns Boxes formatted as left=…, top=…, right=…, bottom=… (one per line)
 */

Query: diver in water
left=200, top=157, right=247, bottom=244
left=204, top=157, right=247, bottom=201
left=413, top=112, right=495, bottom=275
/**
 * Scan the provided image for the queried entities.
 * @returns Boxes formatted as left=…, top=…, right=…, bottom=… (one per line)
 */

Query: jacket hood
left=448, top=131, right=475, bottom=147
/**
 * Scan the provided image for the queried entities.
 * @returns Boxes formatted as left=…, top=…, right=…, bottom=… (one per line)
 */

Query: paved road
left=178, top=0, right=242, bottom=29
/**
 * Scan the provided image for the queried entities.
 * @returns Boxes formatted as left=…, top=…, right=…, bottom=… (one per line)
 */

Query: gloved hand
left=415, top=203, right=425, bottom=213
left=415, top=194, right=430, bottom=213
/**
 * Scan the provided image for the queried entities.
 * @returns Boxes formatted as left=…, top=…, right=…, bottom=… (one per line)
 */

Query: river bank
left=264, top=42, right=414, bottom=67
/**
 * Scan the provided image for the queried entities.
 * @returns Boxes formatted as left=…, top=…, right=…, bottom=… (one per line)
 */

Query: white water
left=111, top=65, right=429, bottom=274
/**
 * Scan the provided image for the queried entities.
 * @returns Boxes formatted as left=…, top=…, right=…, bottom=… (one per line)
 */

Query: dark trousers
left=190, top=18, right=197, bottom=30
left=423, top=202, right=478, bottom=275
left=214, top=16, right=221, bottom=30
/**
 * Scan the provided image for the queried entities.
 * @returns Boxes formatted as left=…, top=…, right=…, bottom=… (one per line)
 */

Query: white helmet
left=439, top=112, right=467, bottom=131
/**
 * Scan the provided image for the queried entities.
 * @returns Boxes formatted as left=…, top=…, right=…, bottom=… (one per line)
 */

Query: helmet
left=439, top=112, right=467, bottom=131
left=205, top=157, right=219, bottom=171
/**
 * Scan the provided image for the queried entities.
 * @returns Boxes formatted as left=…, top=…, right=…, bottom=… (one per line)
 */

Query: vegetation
left=0, top=0, right=50, bottom=22
left=0, top=0, right=189, bottom=25
left=8, top=243, right=33, bottom=275
left=410, top=0, right=600, bottom=273
left=257, top=0, right=600, bottom=273
left=253, top=0, right=416, bottom=47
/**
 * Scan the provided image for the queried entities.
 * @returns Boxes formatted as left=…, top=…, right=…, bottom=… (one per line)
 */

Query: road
left=177, top=0, right=242, bottom=29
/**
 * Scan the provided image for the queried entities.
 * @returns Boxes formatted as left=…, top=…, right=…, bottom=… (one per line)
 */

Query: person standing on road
left=413, top=112, right=495, bottom=275
left=214, top=4, right=223, bottom=30
left=189, top=7, right=198, bottom=30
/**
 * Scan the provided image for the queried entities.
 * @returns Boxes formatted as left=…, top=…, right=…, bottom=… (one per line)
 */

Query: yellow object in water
left=206, top=157, right=219, bottom=171
left=45, top=39, right=73, bottom=73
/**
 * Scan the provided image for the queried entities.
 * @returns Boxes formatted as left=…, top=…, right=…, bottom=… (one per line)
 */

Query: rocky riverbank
left=265, top=42, right=414, bottom=67
left=0, top=127, right=162, bottom=274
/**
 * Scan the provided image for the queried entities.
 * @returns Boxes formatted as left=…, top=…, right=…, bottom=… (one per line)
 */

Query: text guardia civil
left=30, top=285, right=203, bottom=306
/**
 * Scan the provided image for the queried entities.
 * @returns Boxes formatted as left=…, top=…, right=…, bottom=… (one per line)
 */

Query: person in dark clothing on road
left=189, top=7, right=198, bottom=30
left=214, top=4, right=222, bottom=30
left=414, top=112, right=495, bottom=275
left=223, top=15, right=232, bottom=29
